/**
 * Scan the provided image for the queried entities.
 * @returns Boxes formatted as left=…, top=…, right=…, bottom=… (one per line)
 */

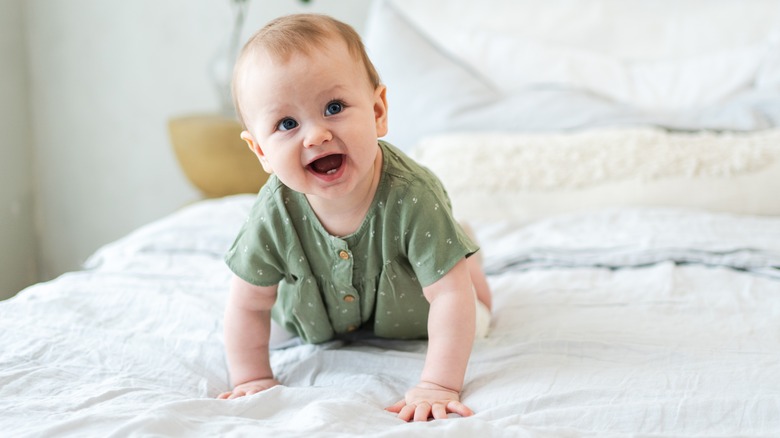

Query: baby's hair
left=232, top=14, right=381, bottom=128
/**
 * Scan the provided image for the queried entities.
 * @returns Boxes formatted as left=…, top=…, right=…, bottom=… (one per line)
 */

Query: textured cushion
left=412, top=128, right=780, bottom=222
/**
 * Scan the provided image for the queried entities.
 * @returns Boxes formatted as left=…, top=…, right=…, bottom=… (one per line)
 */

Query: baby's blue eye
left=325, top=101, right=343, bottom=116
left=278, top=118, right=298, bottom=131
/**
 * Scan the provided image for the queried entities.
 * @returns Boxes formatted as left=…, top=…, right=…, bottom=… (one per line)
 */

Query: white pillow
left=390, top=0, right=780, bottom=61
left=452, top=30, right=777, bottom=111
left=411, top=128, right=780, bottom=222
left=365, top=0, right=780, bottom=150
left=391, top=0, right=780, bottom=110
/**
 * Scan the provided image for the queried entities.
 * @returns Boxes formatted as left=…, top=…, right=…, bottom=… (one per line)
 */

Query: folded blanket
left=479, top=207, right=780, bottom=278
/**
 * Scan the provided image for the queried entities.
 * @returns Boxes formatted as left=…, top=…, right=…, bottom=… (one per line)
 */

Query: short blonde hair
left=232, top=14, right=381, bottom=128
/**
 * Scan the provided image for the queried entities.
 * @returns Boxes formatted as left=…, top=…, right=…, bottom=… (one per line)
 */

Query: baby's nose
left=304, top=123, right=333, bottom=148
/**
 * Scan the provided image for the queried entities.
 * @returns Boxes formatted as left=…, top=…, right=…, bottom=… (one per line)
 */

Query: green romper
left=225, top=141, right=477, bottom=344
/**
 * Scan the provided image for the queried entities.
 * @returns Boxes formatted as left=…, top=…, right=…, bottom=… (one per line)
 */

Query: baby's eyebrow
left=262, top=104, right=288, bottom=118
left=317, top=84, right=350, bottom=99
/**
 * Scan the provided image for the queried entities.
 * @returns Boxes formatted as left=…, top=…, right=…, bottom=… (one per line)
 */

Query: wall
left=24, top=0, right=373, bottom=281
left=0, top=0, right=37, bottom=299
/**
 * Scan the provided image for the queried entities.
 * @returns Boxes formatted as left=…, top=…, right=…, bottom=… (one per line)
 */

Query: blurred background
left=0, top=0, right=373, bottom=299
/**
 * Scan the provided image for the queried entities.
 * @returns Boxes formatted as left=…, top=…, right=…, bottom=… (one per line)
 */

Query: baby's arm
left=217, top=274, right=280, bottom=399
left=386, top=258, right=476, bottom=421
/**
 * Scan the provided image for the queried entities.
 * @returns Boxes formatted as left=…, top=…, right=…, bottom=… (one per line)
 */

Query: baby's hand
left=217, top=377, right=282, bottom=400
left=385, top=381, right=474, bottom=422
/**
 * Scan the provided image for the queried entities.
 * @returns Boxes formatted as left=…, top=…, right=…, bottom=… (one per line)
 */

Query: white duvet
left=1, top=195, right=779, bottom=437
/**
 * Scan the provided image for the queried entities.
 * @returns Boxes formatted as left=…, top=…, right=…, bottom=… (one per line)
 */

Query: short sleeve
left=399, top=180, right=478, bottom=287
left=224, top=188, right=287, bottom=287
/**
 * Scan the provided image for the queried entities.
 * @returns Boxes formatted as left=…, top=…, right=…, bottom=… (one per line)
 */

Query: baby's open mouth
left=309, top=154, right=344, bottom=175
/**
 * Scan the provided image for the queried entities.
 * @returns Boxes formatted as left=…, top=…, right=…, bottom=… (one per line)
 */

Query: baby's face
left=238, top=37, right=387, bottom=202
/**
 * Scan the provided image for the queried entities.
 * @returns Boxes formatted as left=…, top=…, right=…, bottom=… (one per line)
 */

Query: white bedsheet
left=1, top=195, right=779, bottom=437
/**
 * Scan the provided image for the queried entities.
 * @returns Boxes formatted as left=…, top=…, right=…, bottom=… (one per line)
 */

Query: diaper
left=475, top=298, right=491, bottom=339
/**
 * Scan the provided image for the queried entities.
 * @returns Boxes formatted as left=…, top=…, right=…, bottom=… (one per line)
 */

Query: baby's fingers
left=414, top=402, right=432, bottom=422
left=432, top=403, right=448, bottom=420
left=384, top=399, right=406, bottom=414
left=386, top=400, right=418, bottom=422
left=227, top=390, right=245, bottom=400
left=397, top=404, right=417, bottom=422
left=386, top=399, right=473, bottom=422
left=217, top=389, right=249, bottom=400
left=446, top=401, right=474, bottom=417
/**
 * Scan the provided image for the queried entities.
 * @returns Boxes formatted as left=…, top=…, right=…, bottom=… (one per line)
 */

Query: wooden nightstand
left=168, top=114, right=269, bottom=198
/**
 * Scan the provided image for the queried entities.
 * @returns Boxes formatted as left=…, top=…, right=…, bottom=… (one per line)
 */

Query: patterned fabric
left=225, top=141, right=477, bottom=344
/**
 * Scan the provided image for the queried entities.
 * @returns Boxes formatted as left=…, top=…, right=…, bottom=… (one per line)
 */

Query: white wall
left=24, top=0, right=373, bottom=282
left=0, top=0, right=37, bottom=299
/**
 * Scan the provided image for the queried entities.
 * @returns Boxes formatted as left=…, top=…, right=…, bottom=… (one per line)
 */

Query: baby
left=217, top=14, right=492, bottom=423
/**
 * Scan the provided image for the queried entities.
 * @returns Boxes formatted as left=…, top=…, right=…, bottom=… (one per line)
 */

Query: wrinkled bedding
left=1, top=195, right=778, bottom=437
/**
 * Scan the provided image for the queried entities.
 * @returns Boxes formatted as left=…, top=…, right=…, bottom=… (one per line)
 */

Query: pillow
left=411, top=127, right=780, bottom=222
left=390, top=0, right=780, bottom=61
left=364, top=0, right=780, bottom=151
left=450, top=30, right=776, bottom=111
left=417, top=0, right=780, bottom=108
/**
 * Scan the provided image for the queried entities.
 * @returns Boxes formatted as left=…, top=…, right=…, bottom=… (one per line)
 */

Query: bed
left=2, top=0, right=780, bottom=436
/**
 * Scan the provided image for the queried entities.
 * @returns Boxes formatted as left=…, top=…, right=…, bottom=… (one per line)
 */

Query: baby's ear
left=241, top=131, right=274, bottom=174
left=373, top=85, right=388, bottom=138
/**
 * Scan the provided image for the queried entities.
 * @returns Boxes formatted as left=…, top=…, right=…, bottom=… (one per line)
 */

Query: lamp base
left=168, top=113, right=269, bottom=198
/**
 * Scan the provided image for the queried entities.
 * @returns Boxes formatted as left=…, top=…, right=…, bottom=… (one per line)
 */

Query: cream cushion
left=412, top=128, right=780, bottom=222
